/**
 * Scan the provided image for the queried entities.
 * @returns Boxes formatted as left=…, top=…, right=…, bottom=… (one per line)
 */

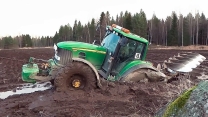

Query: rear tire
left=121, top=69, right=148, bottom=82
left=121, top=68, right=166, bottom=82
left=54, top=62, right=97, bottom=91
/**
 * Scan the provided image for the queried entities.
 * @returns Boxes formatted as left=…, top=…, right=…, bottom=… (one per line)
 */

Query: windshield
left=101, top=33, right=120, bottom=53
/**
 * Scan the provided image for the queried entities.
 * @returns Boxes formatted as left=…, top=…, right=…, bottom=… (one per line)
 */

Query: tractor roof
left=107, top=25, right=149, bottom=44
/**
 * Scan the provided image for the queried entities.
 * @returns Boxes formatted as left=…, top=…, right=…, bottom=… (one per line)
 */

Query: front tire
left=54, top=62, right=97, bottom=91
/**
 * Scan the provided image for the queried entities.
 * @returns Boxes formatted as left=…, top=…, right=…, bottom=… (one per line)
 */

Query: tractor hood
left=57, top=41, right=105, bottom=52
left=56, top=41, right=107, bottom=69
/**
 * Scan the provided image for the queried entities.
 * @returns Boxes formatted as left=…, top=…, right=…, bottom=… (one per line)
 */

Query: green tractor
left=22, top=24, right=206, bottom=91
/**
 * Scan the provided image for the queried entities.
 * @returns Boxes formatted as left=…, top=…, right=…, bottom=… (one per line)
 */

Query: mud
left=0, top=48, right=207, bottom=117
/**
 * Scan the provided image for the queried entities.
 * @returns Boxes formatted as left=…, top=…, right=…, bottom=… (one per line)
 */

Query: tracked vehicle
left=22, top=24, right=206, bottom=91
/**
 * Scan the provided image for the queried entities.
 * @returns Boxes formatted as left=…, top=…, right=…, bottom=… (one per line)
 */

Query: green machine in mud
left=22, top=24, right=206, bottom=91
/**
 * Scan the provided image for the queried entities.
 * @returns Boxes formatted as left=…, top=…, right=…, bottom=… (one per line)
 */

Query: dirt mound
left=0, top=48, right=207, bottom=116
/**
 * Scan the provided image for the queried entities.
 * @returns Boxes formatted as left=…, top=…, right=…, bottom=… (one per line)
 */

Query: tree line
left=0, top=10, right=208, bottom=49
left=0, top=35, right=53, bottom=49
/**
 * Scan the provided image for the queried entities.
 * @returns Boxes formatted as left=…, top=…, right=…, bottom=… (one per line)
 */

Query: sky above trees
left=0, top=0, right=207, bottom=37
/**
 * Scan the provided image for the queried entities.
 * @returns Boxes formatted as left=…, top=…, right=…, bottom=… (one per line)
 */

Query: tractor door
left=101, top=33, right=120, bottom=71
left=111, top=38, right=146, bottom=74
left=98, top=32, right=120, bottom=78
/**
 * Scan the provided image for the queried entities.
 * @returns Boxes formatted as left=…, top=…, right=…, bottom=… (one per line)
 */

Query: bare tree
left=182, top=15, right=183, bottom=46
left=188, top=13, right=193, bottom=45
left=178, top=14, right=181, bottom=46
left=150, top=19, right=153, bottom=44
left=161, top=20, right=165, bottom=45
left=192, top=18, right=195, bottom=45
left=196, top=12, right=199, bottom=45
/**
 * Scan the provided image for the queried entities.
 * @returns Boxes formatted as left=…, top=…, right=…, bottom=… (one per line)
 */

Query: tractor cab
left=98, top=24, right=148, bottom=80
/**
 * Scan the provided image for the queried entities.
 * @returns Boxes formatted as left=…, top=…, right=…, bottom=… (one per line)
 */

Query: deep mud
left=0, top=48, right=207, bottom=117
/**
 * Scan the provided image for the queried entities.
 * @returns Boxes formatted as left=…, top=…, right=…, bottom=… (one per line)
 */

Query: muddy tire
left=54, top=62, right=97, bottom=91
left=121, top=68, right=166, bottom=82
left=121, top=69, right=148, bottom=82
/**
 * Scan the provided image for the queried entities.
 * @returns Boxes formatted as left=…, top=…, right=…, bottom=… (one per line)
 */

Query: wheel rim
left=72, top=79, right=81, bottom=88
left=70, top=75, right=85, bottom=89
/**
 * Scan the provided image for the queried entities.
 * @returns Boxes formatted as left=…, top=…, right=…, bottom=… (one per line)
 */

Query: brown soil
left=149, top=45, right=208, bottom=50
left=0, top=48, right=207, bottom=117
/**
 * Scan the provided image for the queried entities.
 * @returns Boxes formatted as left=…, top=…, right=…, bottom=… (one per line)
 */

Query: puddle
left=0, top=82, right=52, bottom=99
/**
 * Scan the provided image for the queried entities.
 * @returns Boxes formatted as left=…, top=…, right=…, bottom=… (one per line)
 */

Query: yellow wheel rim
left=72, top=79, right=81, bottom=88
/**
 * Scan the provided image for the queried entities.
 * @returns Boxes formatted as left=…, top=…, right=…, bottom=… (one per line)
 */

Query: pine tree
left=99, top=12, right=106, bottom=41
left=132, top=13, right=140, bottom=35
left=151, top=14, right=160, bottom=44
left=63, top=25, right=70, bottom=41
left=59, top=26, right=64, bottom=41
left=3, top=36, right=14, bottom=49
left=138, top=9, right=148, bottom=39
left=77, top=21, right=83, bottom=42
left=89, top=19, right=96, bottom=43
left=183, top=16, right=191, bottom=46
left=53, top=32, right=59, bottom=43
left=118, top=11, right=123, bottom=26
left=199, top=13, right=206, bottom=45
left=105, top=11, right=110, bottom=25
left=123, top=11, right=132, bottom=30
left=167, top=12, right=178, bottom=46
left=72, top=20, right=78, bottom=41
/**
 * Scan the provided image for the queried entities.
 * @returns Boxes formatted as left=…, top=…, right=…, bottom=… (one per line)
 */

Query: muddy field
left=0, top=48, right=207, bottom=117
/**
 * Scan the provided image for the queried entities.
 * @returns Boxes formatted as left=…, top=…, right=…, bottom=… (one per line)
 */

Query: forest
left=0, top=10, right=208, bottom=49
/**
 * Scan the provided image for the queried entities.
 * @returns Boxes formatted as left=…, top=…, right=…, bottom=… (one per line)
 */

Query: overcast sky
left=0, top=0, right=207, bottom=37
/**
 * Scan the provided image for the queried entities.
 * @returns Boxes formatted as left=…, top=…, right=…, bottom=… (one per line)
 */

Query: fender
left=117, top=62, right=160, bottom=81
left=72, top=58, right=102, bottom=88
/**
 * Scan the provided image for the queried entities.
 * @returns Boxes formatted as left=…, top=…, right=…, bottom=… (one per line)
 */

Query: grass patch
left=163, top=85, right=197, bottom=117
